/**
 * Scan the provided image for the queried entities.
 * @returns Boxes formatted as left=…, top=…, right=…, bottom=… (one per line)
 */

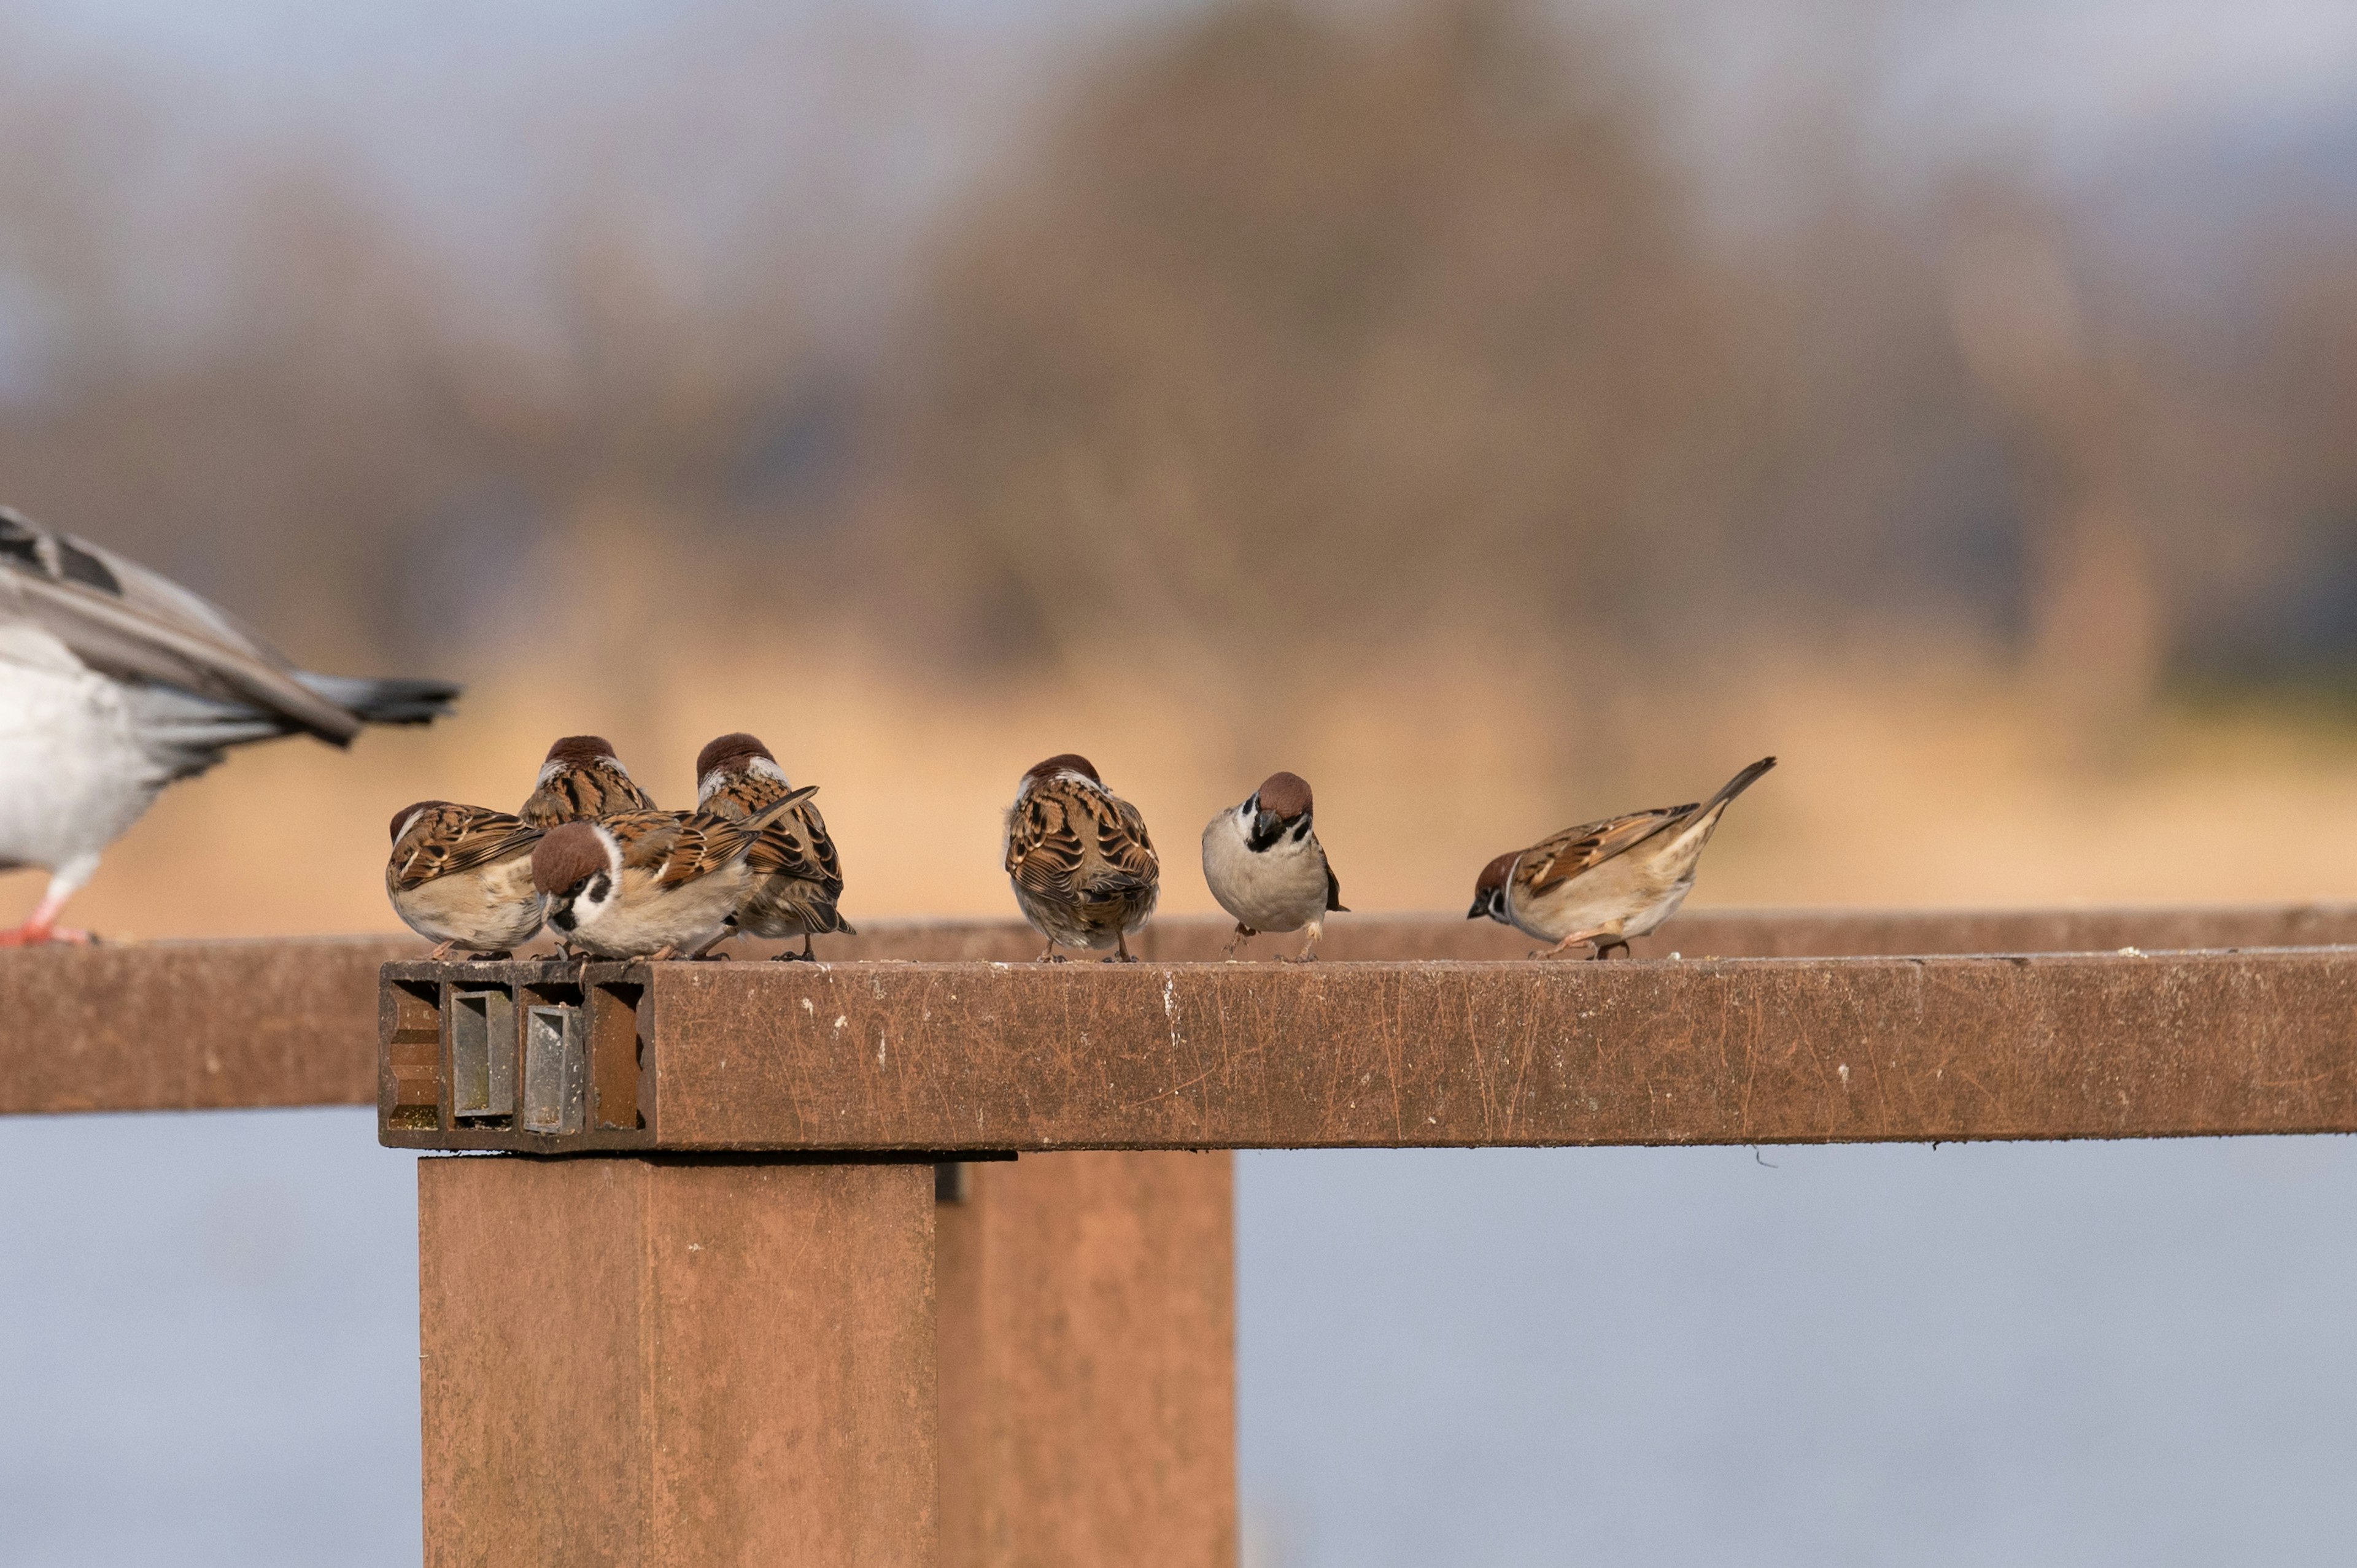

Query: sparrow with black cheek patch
left=1004, top=753, right=1158, bottom=962
left=385, top=801, right=546, bottom=959
left=1201, top=770, right=1346, bottom=961
left=693, top=732, right=855, bottom=961
left=1467, top=853, right=1517, bottom=927
left=1468, top=757, right=1776, bottom=958
left=532, top=792, right=813, bottom=960
left=517, top=735, right=656, bottom=827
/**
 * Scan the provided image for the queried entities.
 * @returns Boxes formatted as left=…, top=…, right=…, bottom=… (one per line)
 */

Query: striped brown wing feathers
left=598, top=811, right=689, bottom=877
left=747, top=805, right=844, bottom=894
left=1088, top=793, right=1159, bottom=895
left=1007, top=784, right=1092, bottom=900
left=1515, top=805, right=1695, bottom=896
left=519, top=763, right=656, bottom=828
left=610, top=792, right=810, bottom=887
left=706, top=775, right=845, bottom=896
left=391, top=806, right=541, bottom=892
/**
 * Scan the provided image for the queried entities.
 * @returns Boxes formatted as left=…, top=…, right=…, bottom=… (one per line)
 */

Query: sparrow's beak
left=1253, top=809, right=1283, bottom=844
left=1465, top=894, right=1490, bottom=921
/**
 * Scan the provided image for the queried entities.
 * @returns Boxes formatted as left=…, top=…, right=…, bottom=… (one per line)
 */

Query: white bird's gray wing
left=0, top=508, right=456, bottom=744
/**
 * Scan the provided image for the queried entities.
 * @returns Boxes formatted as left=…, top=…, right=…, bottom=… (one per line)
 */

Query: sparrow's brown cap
left=532, top=821, right=611, bottom=894
left=544, top=735, right=621, bottom=766
left=1474, top=852, right=1517, bottom=892
left=390, top=801, right=447, bottom=843
left=1024, top=753, right=1100, bottom=784
left=696, top=732, right=775, bottom=778
left=1255, top=771, right=1313, bottom=819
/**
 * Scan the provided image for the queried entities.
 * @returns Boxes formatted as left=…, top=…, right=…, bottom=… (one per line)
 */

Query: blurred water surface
left=5, top=1113, right=2355, bottom=1566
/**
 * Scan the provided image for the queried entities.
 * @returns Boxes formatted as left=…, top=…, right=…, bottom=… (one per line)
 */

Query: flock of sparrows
left=0, top=508, right=1776, bottom=957
left=389, top=734, right=850, bottom=962
left=389, top=740, right=1776, bottom=964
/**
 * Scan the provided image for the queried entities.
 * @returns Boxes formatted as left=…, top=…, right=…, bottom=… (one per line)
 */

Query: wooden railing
left=8, top=906, right=2357, bottom=1565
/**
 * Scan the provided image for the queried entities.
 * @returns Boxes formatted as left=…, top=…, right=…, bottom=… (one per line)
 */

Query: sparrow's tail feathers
left=295, top=673, right=463, bottom=728
left=743, top=785, right=821, bottom=834
left=1697, top=755, right=1776, bottom=816
left=1671, top=755, right=1777, bottom=844
left=1082, top=871, right=1155, bottom=902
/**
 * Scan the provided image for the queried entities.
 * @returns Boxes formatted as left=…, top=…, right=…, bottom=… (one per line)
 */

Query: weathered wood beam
left=10, top=906, right=2357, bottom=1120
left=379, top=947, right=2357, bottom=1153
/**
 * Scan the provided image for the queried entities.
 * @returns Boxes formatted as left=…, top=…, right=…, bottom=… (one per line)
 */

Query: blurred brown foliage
left=9, top=0, right=2357, bottom=933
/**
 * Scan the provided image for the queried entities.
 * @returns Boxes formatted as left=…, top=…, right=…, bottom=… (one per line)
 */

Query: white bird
left=0, top=506, right=460, bottom=944
left=1201, top=770, right=1346, bottom=960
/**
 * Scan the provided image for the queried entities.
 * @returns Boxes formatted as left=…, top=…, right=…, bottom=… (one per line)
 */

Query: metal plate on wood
left=521, top=1005, right=584, bottom=1135
left=377, top=962, right=656, bottom=1152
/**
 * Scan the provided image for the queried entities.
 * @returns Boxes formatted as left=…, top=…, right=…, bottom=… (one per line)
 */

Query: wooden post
left=937, top=1151, right=1237, bottom=1568
left=419, top=1156, right=937, bottom=1567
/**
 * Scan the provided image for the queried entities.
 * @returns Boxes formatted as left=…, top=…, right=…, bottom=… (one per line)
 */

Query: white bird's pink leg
left=0, top=867, right=96, bottom=948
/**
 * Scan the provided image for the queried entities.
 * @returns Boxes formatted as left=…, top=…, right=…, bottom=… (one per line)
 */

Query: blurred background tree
left=6, top=0, right=2357, bottom=930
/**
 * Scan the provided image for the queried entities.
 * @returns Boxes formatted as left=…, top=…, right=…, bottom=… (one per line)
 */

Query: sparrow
left=1469, top=756, right=1776, bottom=959
left=1004, top=753, right=1159, bottom=962
left=1201, top=770, right=1346, bottom=960
left=517, top=735, right=656, bottom=827
left=692, top=732, right=854, bottom=960
left=531, top=792, right=813, bottom=960
left=0, top=506, right=458, bottom=946
left=385, top=801, right=546, bottom=959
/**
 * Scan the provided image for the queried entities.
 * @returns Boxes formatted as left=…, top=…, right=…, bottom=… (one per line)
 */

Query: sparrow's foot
left=1222, top=922, right=1255, bottom=960
left=1281, top=949, right=1318, bottom=964
left=428, top=940, right=457, bottom=961
left=471, top=949, right=513, bottom=963
left=649, top=944, right=679, bottom=962
left=693, top=950, right=732, bottom=961
left=770, top=948, right=818, bottom=963
left=1038, top=948, right=1067, bottom=964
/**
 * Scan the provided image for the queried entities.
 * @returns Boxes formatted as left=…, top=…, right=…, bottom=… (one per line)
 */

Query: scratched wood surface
left=632, top=948, right=2357, bottom=1150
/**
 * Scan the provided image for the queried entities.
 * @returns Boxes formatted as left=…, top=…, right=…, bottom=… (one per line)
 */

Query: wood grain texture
left=420, top=1156, right=936, bottom=1568
left=938, top=1151, right=1235, bottom=1568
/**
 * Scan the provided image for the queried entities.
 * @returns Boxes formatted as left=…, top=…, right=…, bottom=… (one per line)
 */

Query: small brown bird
left=693, top=732, right=854, bottom=960
left=1004, top=753, right=1159, bottom=962
left=517, top=735, right=656, bottom=827
left=532, top=794, right=812, bottom=960
left=1469, top=757, right=1775, bottom=958
left=385, top=801, right=546, bottom=959
left=1201, top=770, right=1346, bottom=960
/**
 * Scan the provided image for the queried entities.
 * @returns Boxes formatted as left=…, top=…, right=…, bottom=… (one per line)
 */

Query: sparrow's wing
left=749, top=802, right=845, bottom=896
left=646, top=794, right=811, bottom=887
left=391, top=808, right=541, bottom=892
left=521, top=763, right=656, bottom=827
left=1324, top=854, right=1348, bottom=913
left=1007, top=782, right=1092, bottom=900
left=1079, top=790, right=1159, bottom=897
left=1516, top=805, right=1696, bottom=896
left=702, top=774, right=845, bottom=894
left=0, top=510, right=365, bottom=742
left=600, top=811, right=690, bottom=875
